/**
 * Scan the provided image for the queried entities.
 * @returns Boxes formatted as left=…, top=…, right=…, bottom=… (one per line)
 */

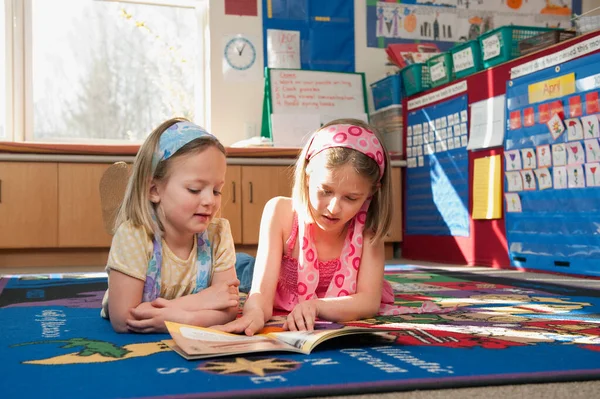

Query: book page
left=165, top=322, right=301, bottom=359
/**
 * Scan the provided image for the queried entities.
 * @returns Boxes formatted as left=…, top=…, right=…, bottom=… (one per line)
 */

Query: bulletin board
left=402, top=30, right=600, bottom=269
left=261, top=68, right=368, bottom=147
left=262, top=0, right=355, bottom=72
left=405, top=95, right=470, bottom=237
left=504, top=51, right=600, bottom=277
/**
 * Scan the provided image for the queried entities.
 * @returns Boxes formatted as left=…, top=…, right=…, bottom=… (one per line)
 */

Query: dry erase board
left=262, top=68, right=369, bottom=147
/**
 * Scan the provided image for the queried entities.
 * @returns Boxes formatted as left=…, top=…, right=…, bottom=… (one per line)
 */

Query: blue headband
left=153, top=121, right=216, bottom=165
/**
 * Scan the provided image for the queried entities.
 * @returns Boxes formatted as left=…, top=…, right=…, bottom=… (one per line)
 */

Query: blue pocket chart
left=505, top=51, right=600, bottom=277
left=405, top=95, right=470, bottom=237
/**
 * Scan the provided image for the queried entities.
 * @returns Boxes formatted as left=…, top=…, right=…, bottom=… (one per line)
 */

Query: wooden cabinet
left=385, top=167, right=403, bottom=242
left=0, top=162, right=58, bottom=248
left=58, top=163, right=113, bottom=247
left=221, top=165, right=243, bottom=243
left=220, top=165, right=294, bottom=245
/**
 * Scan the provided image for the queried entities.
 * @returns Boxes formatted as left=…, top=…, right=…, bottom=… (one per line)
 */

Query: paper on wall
left=467, top=95, right=506, bottom=151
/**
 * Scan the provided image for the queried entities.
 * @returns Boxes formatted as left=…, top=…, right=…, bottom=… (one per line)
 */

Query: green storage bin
left=427, top=52, right=454, bottom=88
left=479, top=25, right=559, bottom=69
left=451, top=40, right=482, bottom=79
left=401, top=63, right=431, bottom=97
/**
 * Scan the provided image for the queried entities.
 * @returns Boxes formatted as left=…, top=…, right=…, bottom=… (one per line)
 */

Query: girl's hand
left=283, top=299, right=319, bottom=331
left=203, top=278, right=240, bottom=310
left=212, top=308, right=265, bottom=336
left=127, top=305, right=190, bottom=333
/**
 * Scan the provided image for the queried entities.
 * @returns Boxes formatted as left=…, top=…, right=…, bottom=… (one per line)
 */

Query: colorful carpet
left=2, top=265, right=600, bottom=399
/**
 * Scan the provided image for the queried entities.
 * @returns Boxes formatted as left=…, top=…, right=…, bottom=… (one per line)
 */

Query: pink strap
left=297, top=200, right=370, bottom=300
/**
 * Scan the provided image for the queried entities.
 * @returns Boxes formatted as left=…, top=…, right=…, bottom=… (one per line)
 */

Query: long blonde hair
left=115, top=117, right=226, bottom=237
left=292, top=118, right=393, bottom=242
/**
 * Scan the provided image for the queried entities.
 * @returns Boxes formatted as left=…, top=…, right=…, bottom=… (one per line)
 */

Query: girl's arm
left=285, top=231, right=384, bottom=330
left=154, top=269, right=240, bottom=311
left=107, top=270, right=147, bottom=333
left=215, top=197, right=290, bottom=335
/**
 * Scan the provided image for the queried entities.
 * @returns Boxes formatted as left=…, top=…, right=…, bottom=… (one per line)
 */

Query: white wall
left=208, top=0, right=600, bottom=146
left=207, top=0, right=388, bottom=146
left=583, top=0, right=600, bottom=13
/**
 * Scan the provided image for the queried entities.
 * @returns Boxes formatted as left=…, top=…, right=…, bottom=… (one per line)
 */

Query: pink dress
left=273, top=214, right=396, bottom=312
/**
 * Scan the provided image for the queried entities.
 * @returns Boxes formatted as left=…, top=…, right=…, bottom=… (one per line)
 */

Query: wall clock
left=224, top=36, right=257, bottom=71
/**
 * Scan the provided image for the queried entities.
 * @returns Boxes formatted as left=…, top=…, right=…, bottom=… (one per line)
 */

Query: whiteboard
left=267, top=69, right=367, bottom=115
left=265, top=68, right=368, bottom=147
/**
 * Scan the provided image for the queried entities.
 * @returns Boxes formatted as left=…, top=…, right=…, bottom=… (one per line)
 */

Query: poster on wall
left=366, top=0, right=582, bottom=49
left=405, top=95, right=470, bottom=237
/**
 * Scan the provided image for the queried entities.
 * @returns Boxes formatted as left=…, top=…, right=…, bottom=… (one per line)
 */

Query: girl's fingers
left=303, top=307, right=315, bottom=331
left=152, top=298, right=168, bottom=308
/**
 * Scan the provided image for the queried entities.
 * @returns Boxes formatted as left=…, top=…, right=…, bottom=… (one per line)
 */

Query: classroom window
left=5, top=0, right=205, bottom=143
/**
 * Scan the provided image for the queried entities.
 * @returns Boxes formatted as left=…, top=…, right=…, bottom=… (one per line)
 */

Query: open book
left=165, top=320, right=398, bottom=360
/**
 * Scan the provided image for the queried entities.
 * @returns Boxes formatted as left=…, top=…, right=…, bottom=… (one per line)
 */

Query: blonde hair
left=115, top=117, right=226, bottom=237
left=292, top=118, right=393, bottom=242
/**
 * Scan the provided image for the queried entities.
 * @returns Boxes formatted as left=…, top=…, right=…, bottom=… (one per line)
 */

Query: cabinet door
left=0, top=162, right=58, bottom=248
left=241, top=165, right=294, bottom=244
left=220, top=165, right=242, bottom=244
left=385, top=167, right=403, bottom=242
left=58, top=163, right=113, bottom=247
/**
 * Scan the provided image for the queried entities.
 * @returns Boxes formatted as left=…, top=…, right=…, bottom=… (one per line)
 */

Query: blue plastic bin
left=370, top=73, right=402, bottom=110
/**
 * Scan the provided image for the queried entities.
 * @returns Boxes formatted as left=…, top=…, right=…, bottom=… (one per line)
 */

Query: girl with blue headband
left=101, top=117, right=240, bottom=333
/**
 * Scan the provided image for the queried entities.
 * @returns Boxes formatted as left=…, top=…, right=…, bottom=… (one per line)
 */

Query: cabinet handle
left=231, top=181, right=236, bottom=203
left=249, top=182, right=253, bottom=203
left=0, top=179, right=2, bottom=203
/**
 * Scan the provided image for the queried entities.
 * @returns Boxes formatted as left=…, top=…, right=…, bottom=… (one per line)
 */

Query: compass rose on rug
left=197, top=357, right=301, bottom=377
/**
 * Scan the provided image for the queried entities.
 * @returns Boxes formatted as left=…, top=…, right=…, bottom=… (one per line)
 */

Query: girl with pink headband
left=218, top=118, right=439, bottom=336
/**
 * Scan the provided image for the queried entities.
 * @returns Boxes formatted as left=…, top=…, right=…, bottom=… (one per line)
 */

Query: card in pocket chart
left=566, top=141, right=585, bottom=165
left=505, top=171, right=524, bottom=192
left=504, top=149, right=522, bottom=171
left=581, top=115, right=600, bottom=139
left=533, top=167, right=552, bottom=190
left=584, top=139, right=600, bottom=163
left=521, top=148, right=536, bottom=170
left=504, top=193, right=522, bottom=213
left=547, top=113, right=565, bottom=140
left=567, top=164, right=585, bottom=188
left=585, top=163, right=600, bottom=187
left=553, top=166, right=568, bottom=189
left=565, top=118, right=584, bottom=141
left=536, top=144, right=552, bottom=168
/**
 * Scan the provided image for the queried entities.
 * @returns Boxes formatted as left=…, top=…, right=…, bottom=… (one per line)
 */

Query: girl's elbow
left=110, top=318, right=130, bottom=333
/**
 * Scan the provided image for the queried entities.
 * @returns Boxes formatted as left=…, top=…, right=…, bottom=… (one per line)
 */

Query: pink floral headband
left=305, top=124, right=385, bottom=179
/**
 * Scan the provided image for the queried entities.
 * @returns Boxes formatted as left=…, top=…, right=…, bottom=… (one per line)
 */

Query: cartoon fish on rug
left=11, top=338, right=172, bottom=365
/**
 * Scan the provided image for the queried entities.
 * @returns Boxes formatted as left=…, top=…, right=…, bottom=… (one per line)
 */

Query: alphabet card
left=504, top=193, right=522, bottom=213
left=552, top=143, right=567, bottom=166
left=566, top=141, right=585, bottom=165
left=547, top=113, right=565, bottom=140
left=585, top=163, right=600, bottom=187
left=567, top=164, right=585, bottom=188
left=534, top=167, right=552, bottom=190
left=520, top=170, right=536, bottom=190
left=536, top=144, right=552, bottom=168
left=581, top=115, right=600, bottom=138
left=504, top=149, right=522, bottom=171
left=585, top=138, right=600, bottom=163
left=505, top=171, right=524, bottom=192
left=521, top=148, right=536, bottom=169
left=565, top=118, right=584, bottom=141
left=553, top=166, right=568, bottom=189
